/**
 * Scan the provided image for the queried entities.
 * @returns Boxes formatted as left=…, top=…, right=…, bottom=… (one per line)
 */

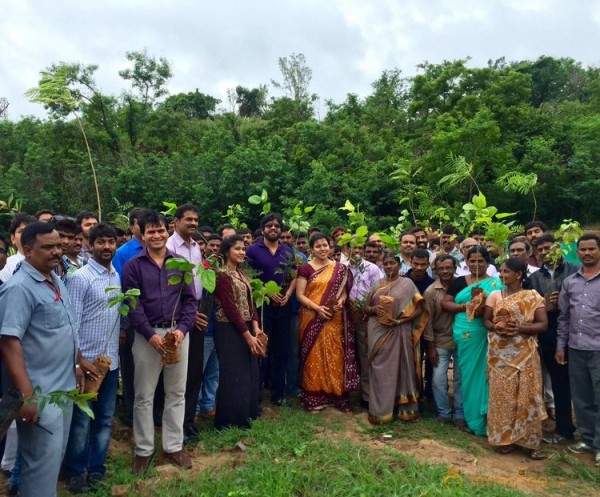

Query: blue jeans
left=198, top=335, right=219, bottom=413
left=64, top=368, right=119, bottom=477
left=431, top=348, right=463, bottom=420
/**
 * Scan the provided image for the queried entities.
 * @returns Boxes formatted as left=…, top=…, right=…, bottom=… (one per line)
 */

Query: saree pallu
left=487, top=290, right=546, bottom=449
left=367, top=277, right=428, bottom=424
left=299, top=263, right=359, bottom=410
left=453, top=277, right=502, bottom=435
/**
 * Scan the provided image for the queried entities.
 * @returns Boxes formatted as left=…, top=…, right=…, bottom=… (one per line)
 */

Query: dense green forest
left=1, top=52, right=599, bottom=232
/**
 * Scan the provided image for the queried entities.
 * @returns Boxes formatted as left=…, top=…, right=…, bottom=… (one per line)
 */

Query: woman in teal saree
left=442, top=246, right=502, bottom=435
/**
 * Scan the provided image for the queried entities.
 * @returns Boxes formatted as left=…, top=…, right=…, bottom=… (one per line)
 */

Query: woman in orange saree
left=483, top=257, right=548, bottom=460
left=296, top=233, right=359, bottom=412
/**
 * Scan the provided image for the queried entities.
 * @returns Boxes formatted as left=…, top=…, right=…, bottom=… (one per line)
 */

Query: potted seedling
left=196, top=253, right=222, bottom=317
left=165, top=257, right=197, bottom=364
left=250, top=279, right=282, bottom=357
left=82, top=287, right=141, bottom=394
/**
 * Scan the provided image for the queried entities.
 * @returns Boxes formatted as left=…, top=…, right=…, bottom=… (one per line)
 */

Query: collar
left=21, top=260, right=60, bottom=284
left=575, top=266, right=600, bottom=281
left=257, top=238, right=284, bottom=254
left=87, top=257, right=116, bottom=275
left=432, top=278, right=451, bottom=290
left=170, top=231, right=197, bottom=248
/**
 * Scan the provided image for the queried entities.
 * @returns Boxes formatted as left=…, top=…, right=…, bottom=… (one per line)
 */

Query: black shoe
left=68, top=475, right=90, bottom=494
left=86, top=472, right=103, bottom=489
left=184, top=422, right=199, bottom=437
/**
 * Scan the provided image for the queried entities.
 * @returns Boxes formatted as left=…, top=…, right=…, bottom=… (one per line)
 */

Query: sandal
left=496, top=445, right=516, bottom=455
left=529, top=450, right=546, bottom=460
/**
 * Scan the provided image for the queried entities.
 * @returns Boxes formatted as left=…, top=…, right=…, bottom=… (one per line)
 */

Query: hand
left=427, top=347, right=439, bottom=367
left=79, top=357, right=100, bottom=383
left=349, top=299, right=360, bottom=311
left=549, top=291, right=559, bottom=305
left=268, top=293, right=284, bottom=306
left=172, top=329, right=185, bottom=347
left=119, top=329, right=127, bottom=347
left=149, top=334, right=166, bottom=356
left=279, top=292, right=291, bottom=307
left=315, top=306, right=332, bottom=320
left=502, top=320, right=520, bottom=335
left=376, top=304, right=386, bottom=317
left=76, top=366, right=85, bottom=393
left=195, top=312, right=209, bottom=330
left=19, top=402, right=39, bottom=424
left=555, top=351, right=567, bottom=365
left=244, top=332, right=264, bottom=357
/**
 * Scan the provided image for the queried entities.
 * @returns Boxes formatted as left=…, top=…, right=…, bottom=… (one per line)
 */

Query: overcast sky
left=2, top=0, right=600, bottom=120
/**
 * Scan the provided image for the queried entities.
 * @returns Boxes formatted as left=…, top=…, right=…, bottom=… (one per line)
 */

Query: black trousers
left=260, top=304, right=292, bottom=402
left=184, top=326, right=205, bottom=425
left=538, top=320, right=575, bottom=439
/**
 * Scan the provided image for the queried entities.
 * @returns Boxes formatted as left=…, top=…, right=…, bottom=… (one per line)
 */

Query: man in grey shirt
left=0, top=222, right=82, bottom=497
left=557, top=234, right=600, bottom=465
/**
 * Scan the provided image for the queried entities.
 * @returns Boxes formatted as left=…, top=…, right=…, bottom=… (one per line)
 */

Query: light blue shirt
left=112, top=237, right=143, bottom=278
left=66, top=259, right=121, bottom=370
left=0, top=261, right=77, bottom=394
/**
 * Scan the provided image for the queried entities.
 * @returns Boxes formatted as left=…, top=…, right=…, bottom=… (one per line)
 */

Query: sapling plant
left=80, top=287, right=141, bottom=394
left=248, top=189, right=271, bottom=216
left=223, top=204, right=247, bottom=229
left=164, top=257, right=196, bottom=363
left=250, top=279, right=282, bottom=355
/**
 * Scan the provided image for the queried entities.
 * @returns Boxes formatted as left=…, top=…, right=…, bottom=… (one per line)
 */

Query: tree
left=0, top=98, right=8, bottom=119
left=161, top=90, right=220, bottom=120
left=271, top=53, right=314, bottom=102
left=25, top=64, right=103, bottom=220
left=236, top=85, right=268, bottom=117
left=119, top=49, right=172, bottom=107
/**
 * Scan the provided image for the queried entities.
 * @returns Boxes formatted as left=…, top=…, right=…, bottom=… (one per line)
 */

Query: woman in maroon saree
left=296, top=233, right=359, bottom=412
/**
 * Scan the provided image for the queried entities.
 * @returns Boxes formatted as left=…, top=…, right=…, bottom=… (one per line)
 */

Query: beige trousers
left=132, top=328, right=189, bottom=456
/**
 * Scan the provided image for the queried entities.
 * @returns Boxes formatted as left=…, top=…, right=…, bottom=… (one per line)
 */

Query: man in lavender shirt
left=166, top=204, right=208, bottom=441
left=122, top=210, right=197, bottom=474
left=344, top=243, right=384, bottom=408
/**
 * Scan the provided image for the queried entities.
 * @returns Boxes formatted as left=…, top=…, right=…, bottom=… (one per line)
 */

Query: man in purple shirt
left=245, top=213, right=296, bottom=406
left=122, top=210, right=197, bottom=474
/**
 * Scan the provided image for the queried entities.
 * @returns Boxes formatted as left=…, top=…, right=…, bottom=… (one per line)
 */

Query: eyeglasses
left=264, top=223, right=281, bottom=229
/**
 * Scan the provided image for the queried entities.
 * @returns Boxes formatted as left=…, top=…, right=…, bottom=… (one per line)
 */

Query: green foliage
left=248, top=188, right=271, bottom=216
left=223, top=204, right=247, bottom=229
left=250, top=279, right=282, bottom=309
left=161, top=201, right=178, bottom=216
left=166, top=258, right=196, bottom=286
left=106, top=286, right=141, bottom=316
left=284, top=201, right=315, bottom=235
left=31, top=386, right=97, bottom=420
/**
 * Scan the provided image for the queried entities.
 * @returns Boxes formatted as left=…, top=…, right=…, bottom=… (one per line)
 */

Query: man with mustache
left=0, top=222, right=83, bottom=497
left=557, top=234, right=600, bottom=465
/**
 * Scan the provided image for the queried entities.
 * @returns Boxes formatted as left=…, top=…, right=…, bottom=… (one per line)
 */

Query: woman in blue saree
left=442, top=246, right=502, bottom=435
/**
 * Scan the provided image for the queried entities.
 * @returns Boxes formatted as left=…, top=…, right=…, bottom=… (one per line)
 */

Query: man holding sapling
left=166, top=204, right=209, bottom=441
left=246, top=212, right=296, bottom=407
left=63, top=223, right=121, bottom=493
left=525, top=234, right=579, bottom=444
left=0, top=222, right=82, bottom=497
left=122, top=210, right=197, bottom=474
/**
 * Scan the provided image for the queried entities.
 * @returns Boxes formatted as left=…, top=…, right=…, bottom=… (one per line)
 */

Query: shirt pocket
left=41, top=302, right=69, bottom=330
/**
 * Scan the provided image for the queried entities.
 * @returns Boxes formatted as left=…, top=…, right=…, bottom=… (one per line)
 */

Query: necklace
left=501, top=287, right=521, bottom=299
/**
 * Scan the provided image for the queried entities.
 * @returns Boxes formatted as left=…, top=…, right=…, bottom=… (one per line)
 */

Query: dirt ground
left=1, top=403, right=595, bottom=496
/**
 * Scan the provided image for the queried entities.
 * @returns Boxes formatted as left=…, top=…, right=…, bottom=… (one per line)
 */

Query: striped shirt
left=66, top=258, right=121, bottom=370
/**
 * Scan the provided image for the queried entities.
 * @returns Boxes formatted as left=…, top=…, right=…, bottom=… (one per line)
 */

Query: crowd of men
left=0, top=206, right=599, bottom=497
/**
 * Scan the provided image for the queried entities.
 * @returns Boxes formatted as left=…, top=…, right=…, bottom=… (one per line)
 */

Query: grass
left=76, top=404, right=531, bottom=497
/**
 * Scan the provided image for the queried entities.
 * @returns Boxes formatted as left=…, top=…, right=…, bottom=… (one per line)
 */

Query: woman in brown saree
left=483, top=257, right=548, bottom=459
left=296, top=233, right=359, bottom=412
left=364, top=255, right=427, bottom=424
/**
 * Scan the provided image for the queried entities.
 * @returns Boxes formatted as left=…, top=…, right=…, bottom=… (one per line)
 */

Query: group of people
left=0, top=207, right=600, bottom=497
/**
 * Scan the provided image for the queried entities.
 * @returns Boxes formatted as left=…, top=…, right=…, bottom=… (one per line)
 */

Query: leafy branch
left=248, top=189, right=271, bottom=217
left=496, top=171, right=538, bottom=221
left=31, top=386, right=97, bottom=420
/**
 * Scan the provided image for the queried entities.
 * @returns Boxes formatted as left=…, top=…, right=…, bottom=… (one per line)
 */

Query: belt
left=151, top=322, right=175, bottom=329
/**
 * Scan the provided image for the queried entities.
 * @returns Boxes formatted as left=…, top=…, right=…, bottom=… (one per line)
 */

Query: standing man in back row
left=166, top=204, right=208, bottom=441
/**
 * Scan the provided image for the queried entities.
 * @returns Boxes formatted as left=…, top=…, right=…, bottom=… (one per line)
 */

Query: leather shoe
left=132, top=454, right=152, bottom=474
left=165, top=450, right=192, bottom=469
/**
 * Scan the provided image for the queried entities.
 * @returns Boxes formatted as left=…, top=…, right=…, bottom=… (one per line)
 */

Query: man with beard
left=64, top=224, right=121, bottom=493
left=424, top=255, right=465, bottom=429
left=75, top=212, right=98, bottom=266
left=0, top=222, right=82, bottom=497
left=556, top=234, right=600, bottom=464
left=399, top=233, right=417, bottom=275
left=246, top=213, right=296, bottom=406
